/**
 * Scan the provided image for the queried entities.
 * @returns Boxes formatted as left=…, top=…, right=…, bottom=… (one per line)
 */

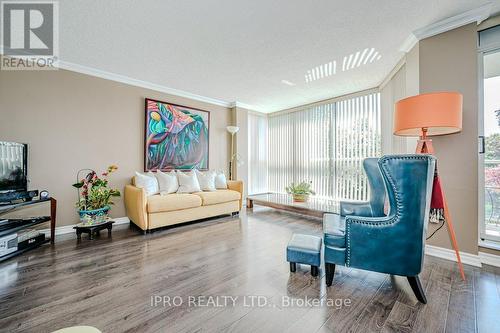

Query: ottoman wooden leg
left=311, top=266, right=319, bottom=277
left=290, top=262, right=296, bottom=273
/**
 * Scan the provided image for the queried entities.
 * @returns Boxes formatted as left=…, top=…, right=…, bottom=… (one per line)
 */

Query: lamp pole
left=226, top=126, right=239, bottom=181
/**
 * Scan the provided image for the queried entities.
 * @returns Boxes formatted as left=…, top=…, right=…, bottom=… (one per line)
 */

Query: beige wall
left=418, top=23, right=479, bottom=254
left=0, top=62, right=231, bottom=226
left=232, top=106, right=250, bottom=200
left=380, top=64, right=408, bottom=154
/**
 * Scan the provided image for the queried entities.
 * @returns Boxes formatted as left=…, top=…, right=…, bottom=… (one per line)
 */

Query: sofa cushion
left=194, top=190, right=241, bottom=206
left=147, top=193, right=202, bottom=213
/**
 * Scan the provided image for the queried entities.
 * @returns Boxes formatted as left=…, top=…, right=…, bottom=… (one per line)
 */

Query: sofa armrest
left=227, top=180, right=244, bottom=210
left=124, top=184, right=148, bottom=230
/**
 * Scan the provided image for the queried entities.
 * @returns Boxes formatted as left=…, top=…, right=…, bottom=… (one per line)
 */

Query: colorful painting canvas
left=145, top=99, right=209, bottom=171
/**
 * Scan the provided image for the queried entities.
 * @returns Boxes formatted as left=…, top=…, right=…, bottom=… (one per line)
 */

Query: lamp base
left=416, top=138, right=434, bottom=154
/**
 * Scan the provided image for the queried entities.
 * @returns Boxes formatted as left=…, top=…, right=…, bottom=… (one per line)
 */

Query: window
left=479, top=26, right=500, bottom=244
left=260, top=91, right=381, bottom=201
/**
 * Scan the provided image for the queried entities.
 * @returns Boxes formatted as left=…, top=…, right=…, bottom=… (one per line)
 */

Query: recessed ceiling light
left=305, top=48, right=382, bottom=83
left=281, top=80, right=296, bottom=86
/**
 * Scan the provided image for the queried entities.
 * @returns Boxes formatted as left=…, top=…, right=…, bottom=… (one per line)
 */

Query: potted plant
left=72, top=165, right=121, bottom=223
left=286, top=181, right=316, bottom=202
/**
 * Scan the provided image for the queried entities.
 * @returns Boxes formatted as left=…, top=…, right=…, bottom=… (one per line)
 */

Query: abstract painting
left=145, top=98, right=209, bottom=171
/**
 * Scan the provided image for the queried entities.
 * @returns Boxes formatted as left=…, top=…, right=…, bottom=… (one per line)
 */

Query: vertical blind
left=248, top=112, right=269, bottom=195
left=262, top=91, right=381, bottom=201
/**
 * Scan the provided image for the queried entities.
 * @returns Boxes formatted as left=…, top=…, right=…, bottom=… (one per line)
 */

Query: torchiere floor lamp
left=394, top=92, right=465, bottom=280
left=227, top=126, right=239, bottom=180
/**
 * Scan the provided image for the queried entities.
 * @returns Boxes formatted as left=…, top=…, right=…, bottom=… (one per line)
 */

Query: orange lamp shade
left=394, top=92, right=463, bottom=136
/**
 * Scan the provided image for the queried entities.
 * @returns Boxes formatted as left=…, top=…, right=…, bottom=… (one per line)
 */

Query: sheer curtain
left=265, top=91, right=381, bottom=201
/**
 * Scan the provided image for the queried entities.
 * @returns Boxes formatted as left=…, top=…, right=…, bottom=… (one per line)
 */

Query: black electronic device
left=17, top=232, right=45, bottom=251
left=0, top=141, right=29, bottom=203
left=0, top=190, right=38, bottom=203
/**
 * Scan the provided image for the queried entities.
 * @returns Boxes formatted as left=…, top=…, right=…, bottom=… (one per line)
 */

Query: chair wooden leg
left=325, top=263, right=335, bottom=286
left=407, top=276, right=427, bottom=304
left=290, top=262, right=296, bottom=273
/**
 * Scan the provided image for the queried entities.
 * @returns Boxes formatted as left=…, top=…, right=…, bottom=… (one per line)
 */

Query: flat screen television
left=0, top=141, right=28, bottom=192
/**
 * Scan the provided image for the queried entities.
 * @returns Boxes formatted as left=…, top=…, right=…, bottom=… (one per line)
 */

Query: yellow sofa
left=124, top=178, right=243, bottom=233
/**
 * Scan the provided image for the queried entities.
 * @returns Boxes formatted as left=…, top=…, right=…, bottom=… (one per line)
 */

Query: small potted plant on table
left=72, top=165, right=121, bottom=224
left=286, top=181, right=316, bottom=202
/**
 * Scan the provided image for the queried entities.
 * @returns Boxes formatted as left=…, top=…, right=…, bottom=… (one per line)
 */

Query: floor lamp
left=394, top=92, right=466, bottom=280
left=227, top=126, right=239, bottom=181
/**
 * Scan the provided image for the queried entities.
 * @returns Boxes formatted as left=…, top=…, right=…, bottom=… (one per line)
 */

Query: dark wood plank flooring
left=0, top=208, right=499, bottom=333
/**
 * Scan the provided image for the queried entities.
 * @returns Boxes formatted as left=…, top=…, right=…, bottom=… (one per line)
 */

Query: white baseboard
left=425, top=245, right=482, bottom=267
left=40, top=217, right=130, bottom=237
left=479, top=251, right=500, bottom=267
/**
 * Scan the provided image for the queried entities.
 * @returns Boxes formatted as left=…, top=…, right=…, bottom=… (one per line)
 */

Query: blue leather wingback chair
left=323, top=155, right=436, bottom=304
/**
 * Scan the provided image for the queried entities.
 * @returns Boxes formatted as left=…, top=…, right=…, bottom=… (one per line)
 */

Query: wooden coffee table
left=246, top=193, right=338, bottom=218
left=74, top=220, right=114, bottom=240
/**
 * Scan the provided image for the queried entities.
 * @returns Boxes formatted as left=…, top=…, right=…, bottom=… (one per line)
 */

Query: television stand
left=0, top=197, right=57, bottom=262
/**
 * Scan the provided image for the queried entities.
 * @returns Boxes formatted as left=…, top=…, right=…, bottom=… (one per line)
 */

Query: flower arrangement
left=72, top=165, right=121, bottom=212
left=286, top=181, right=316, bottom=202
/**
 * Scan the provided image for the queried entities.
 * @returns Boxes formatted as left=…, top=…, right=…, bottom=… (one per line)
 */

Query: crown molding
left=229, top=101, right=265, bottom=112
left=399, top=3, right=492, bottom=53
left=413, top=3, right=492, bottom=40
left=0, top=46, right=233, bottom=108
left=379, top=57, right=406, bottom=89
left=57, top=61, right=233, bottom=108
left=399, top=34, right=419, bottom=53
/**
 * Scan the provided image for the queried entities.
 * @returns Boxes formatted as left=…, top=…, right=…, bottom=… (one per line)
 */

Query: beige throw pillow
left=176, top=171, right=201, bottom=193
left=155, top=170, right=179, bottom=194
left=214, top=171, right=228, bottom=189
left=134, top=171, right=159, bottom=196
left=196, top=170, right=216, bottom=191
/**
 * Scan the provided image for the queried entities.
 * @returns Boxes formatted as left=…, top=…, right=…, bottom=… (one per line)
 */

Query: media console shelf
left=0, top=197, right=57, bottom=263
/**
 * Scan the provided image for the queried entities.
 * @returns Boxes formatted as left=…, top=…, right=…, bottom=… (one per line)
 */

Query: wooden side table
left=74, top=220, right=114, bottom=241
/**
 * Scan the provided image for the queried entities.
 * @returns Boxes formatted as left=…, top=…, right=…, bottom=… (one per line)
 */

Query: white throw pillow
left=176, top=171, right=201, bottom=193
left=195, top=170, right=216, bottom=191
left=155, top=170, right=179, bottom=194
left=134, top=171, right=159, bottom=196
left=214, top=171, right=228, bottom=189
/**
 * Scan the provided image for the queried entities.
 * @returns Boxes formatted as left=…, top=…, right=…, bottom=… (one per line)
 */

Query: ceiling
left=59, top=0, right=499, bottom=112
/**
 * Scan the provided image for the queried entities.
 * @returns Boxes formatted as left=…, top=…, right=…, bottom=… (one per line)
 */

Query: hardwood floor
left=0, top=208, right=499, bottom=333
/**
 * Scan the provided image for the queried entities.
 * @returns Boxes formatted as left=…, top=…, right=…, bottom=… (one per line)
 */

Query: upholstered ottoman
left=286, top=234, right=322, bottom=277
